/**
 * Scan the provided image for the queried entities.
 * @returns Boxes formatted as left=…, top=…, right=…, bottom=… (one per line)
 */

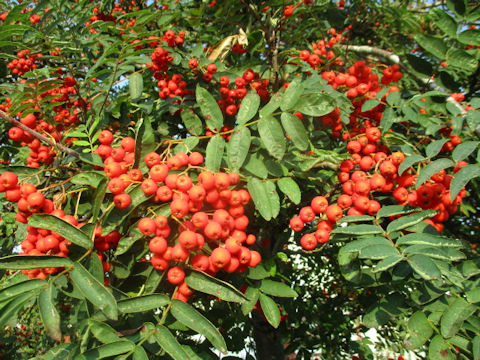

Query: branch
left=0, top=109, right=80, bottom=158
left=338, top=44, right=400, bottom=64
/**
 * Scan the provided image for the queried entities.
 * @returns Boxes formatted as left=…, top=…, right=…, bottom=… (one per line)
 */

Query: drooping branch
left=0, top=109, right=80, bottom=158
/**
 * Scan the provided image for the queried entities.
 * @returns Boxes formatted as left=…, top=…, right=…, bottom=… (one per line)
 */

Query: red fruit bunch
left=319, top=60, right=401, bottom=138
left=7, top=50, right=42, bottom=76
left=94, top=130, right=137, bottom=209
left=298, top=28, right=345, bottom=68
left=290, top=127, right=466, bottom=250
left=0, top=172, right=54, bottom=224
left=19, top=209, right=76, bottom=279
left=136, top=150, right=261, bottom=302
left=6, top=76, right=86, bottom=167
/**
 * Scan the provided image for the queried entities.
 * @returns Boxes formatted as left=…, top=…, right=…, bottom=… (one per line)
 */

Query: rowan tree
left=0, top=1, right=479, bottom=359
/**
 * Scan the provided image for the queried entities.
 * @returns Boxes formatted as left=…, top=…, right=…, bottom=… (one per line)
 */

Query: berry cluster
left=0, top=172, right=54, bottom=224
left=319, top=60, right=401, bottom=138
left=215, top=69, right=262, bottom=116
left=290, top=126, right=466, bottom=250
left=29, top=14, right=41, bottom=24
left=7, top=50, right=42, bottom=76
left=136, top=151, right=261, bottom=302
left=94, top=130, right=136, bottom=209
left=6, top=76, right=83, bottom=167
left=298, top=28, right=345, bottom=67
left=0, top=171, right=73, bottom=278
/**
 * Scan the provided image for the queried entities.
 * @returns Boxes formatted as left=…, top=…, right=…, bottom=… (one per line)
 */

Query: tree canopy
left=0, top=0, right=480, bottom=359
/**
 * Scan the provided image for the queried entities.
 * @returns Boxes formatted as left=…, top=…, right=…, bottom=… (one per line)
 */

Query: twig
left=0, top=109, right=80, bottom=158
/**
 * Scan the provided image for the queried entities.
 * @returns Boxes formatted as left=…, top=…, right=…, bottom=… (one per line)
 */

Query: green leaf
left=39, top=283, right=61, bottom=342
left=295, top=93, right=336, bottom=117
left=280, top=78, right=305, bottom=112
left=341, top=237, right=392, bottom=253
left=376, top=205, right=420, bottom=219
left=89, top=319, right=121, bottom=343
left=259, top=294, right=280, bottom=328
left=452, top=141, right=479, bottom=162
left=411, top=283, right=445, bottom=305
left=0, top=279, right=45, bottom=301
left=247, top=178, right=278, bottom=220
left=227, top=127, right=251, bottom=171
left=396, top=233, right=462, bottom=247
left=31, top=343, right=75, bottom=360
left=129, top=72, right=143, bottom=100
left=71, top=171, right=106, bottom=188
left=181, top=109, right=203, bottom=136
left=430, top=8, right=457, bottom=37
left=264, top=181, right=280, bottom=219
left=237, top=91, right=260, bottom=125
left=338, top=215, right=374, bottom=223
left=79, top=153, right=104, bottom=167
left=458, top=29, right=480, bottom=46
left=243, top=153, right=268, bottom=179
left=247, top=263, right=270, bottom=280
left=260, top=280, right=297, bottom=298
left=331, top=224, right=384, bottom=235
left=403, top=245, right=463, bottom=261
left=361, top=99, right=380, bottom=112
left=28, top=214, right=92, bottom=249
left=196, top=84, right=223, bottom=132
left=259, top=93, right=281, bottom=117
left=92, top=177, right=107, bottom=222
left=174, top=136, right=199, bottom=154
left=398, top=155, right=425, bottom=175
left=426, top=139, right=450, bottom=159
left=415, top=158, right=454, bottom=189
left=277, top=177, right=301, bottom=204
left=205, top=135, right=225, bottom=172
left=153, top=325, right=190, bottom=360
left=373, top=255, right=404, bottom=272
left=441, top=297, right=476, bottom=338
left=117, top=294, right=170, bottom=313
left=77, top=341, right=134, bottom=360
left=362, top=303, right=391, bottom=328
left=133, top=346, right=149, bottom=360
left=171, top=300, right=227, bottom=353
left=387, top=91, right=401, bottom=106
left=241, top=287, right=260, bottom=315
left=473, top=336, right=480, bottom=360
left=450, top=164, right=480, bottom=200
left=414, top=33, right=447, bottom=59
left=446, top=48, right=478, bottom=72
left=70, top=263, right=118, bottom=320
left=0, top=255, right=72, bottom=270
left=258, top=115, right=286, bottom=160
left=281, top=112, right=309, bottom=151
left=408, top=254, right=441, bottom=280
left=134, top=116, right=156, bottom=173
left=405, top=311, right=434, bottom=350
left=185, top=271, right=246, bottom=303
left=428, top=335, right=455, bottom=360
left=386, top=210, right=437, bottom=233
left=359, top=244, right=399, bottom=260
left=380, top=107, right=395, bottom=132
left=466, top=288, right=480, bottom=303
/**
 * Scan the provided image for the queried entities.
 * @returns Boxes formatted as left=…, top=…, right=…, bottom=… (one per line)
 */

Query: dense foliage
left=0, top=0, right=480, bottom=359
